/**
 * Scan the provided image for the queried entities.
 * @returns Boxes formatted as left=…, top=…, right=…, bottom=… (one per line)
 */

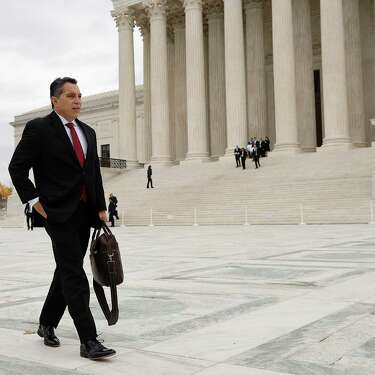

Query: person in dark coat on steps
left=147, top=165, right=154, bottom=188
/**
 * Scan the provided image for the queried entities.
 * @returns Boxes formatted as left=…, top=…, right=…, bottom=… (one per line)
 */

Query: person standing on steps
left=253, top=144, right=261, bottom=169
left=109, top=193, right=119, bottom=220
left=240, top=148, right=247, bottom=170
left=24, top=202, right=33, bottom=230
left=147, top=165, right=154, bottom=188
left=108, top=197, right=117, bottom=227
left=234, top=145, right=241, bottom=167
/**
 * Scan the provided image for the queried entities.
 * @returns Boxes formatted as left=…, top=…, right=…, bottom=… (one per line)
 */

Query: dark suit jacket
left=9, top=111, right=106, bottom=227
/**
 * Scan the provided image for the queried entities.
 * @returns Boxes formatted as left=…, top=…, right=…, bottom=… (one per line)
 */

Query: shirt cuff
left=28, top=197, right=39, bottom=208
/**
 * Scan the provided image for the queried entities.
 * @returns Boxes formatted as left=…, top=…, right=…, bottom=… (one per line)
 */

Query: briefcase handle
left=91, top=222, right=112, bottom=245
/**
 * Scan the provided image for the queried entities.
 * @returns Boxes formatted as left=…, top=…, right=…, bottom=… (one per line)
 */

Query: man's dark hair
left=50, top=77, right=77, bottom=108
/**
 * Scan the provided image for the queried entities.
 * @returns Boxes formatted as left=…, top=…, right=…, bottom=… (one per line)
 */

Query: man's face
left=52, top=83, right=82, bottom=121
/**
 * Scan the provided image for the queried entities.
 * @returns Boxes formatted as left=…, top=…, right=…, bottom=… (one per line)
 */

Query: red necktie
left=66, top=123, right=85, bottom=167
left=66, top=122, right=87, bottom=201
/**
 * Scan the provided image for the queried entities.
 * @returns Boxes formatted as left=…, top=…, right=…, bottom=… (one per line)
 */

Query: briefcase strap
left=93, top=264, right=119, bottom=325
left=91, top=222, right=120, bottom=325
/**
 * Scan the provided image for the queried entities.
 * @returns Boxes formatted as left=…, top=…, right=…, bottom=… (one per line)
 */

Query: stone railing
left=111, top=199, right=372, bottom=226
left=99, top=157, right=127, bottom=169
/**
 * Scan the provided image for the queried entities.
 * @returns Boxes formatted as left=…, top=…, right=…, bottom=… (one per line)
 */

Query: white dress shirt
left=56, top=112, right=88, bottom=157
left=28, top=111, right=88, bottom=208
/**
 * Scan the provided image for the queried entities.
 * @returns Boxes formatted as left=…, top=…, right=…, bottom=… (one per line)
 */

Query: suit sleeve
left=8, top=121, right=41, bottom=204
left=93, top=132, right=106, bottom=211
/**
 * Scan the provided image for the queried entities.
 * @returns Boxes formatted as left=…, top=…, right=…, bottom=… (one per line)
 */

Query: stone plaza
left=2, top=224, right=375, bottom=374
left=4, top=0, right=375, bottom=373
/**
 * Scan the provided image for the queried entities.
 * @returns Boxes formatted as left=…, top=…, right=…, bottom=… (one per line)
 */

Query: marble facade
left=111, top=0, right=375, bottom=164
left=11, top=0, right=375, bottom=165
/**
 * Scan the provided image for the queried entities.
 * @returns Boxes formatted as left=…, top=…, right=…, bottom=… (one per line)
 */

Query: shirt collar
left=54, top=111, right=78, bottom=127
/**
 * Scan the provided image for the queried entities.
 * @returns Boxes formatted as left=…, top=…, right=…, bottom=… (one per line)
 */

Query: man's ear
left=51, top=96, right=58, bottom=107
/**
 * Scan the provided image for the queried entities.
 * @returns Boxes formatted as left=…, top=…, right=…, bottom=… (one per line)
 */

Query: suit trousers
left=147, top=176, right=153, bottom=188
left=39, top=201, right=97, bottom=343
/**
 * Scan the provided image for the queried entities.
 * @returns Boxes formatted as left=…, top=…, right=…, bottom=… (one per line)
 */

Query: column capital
left=167, top=18, right=175, bottom=41
left=206, top=0, right=224, bottom=19
left=183, top=0, right=203, bottom=11
left=144, top=0, right=168, bottom=19
left=244, top=0, right=264, bottom=10
left=170, top=13, right=185, bottom=29
left=111, top=8, right=135, bottom=30
left=135, top=12, right=150, bottom=36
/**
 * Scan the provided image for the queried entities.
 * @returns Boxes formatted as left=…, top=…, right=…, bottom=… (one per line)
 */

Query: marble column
left=320, top=0, right=351, bottom=148
left=173, top=16, right=188, bottom=161
left=167, top=29, right=176, bottom=161
left=113, top=10, right=138, bottom=165
left=224, top=0, right=248, bottom=153
left=204, top=22, right=210, bottom=156
left=183, top=0, right=209, bottom=160
left=208, top=3, right=226, bottom=157
left=245, top=0, right=267, bottom=140
left=343, top=0, right=367, bottom=147
left=360, top=0, right=375, bottom=144
left=139, top=17, right=152, bottom=163
left=293, top=0, right=316, bottom=152
left=148, top=1, right=172, bottom=163
left=136, top=112, right=145, bottom=163
left=272, top=0, right=299, bottom=152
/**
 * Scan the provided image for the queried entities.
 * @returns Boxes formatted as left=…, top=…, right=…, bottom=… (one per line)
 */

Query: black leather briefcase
left=89, top=223, right=124, bottom=325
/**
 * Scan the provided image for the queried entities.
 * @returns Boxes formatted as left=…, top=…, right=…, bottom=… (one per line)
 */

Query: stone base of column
left=184, top=152, right=210, bottom=162
left=272, top=143, right=301, bottom=154
left=352, top=142, right=369, bottom=148
left=125, top=160, right=143, bottom=169
left=150, top=156, right=176, bottom=166
left=179, top=155, right=214, bottom=166
left=223, top=147, right=237, bottom=158
left=219, top=154, right=234, bottom=162
left=301, top=147, right=317, bottom=153
left=320, top=137, right=352, bottom=151
left=209, top=156, right=220, bottom=162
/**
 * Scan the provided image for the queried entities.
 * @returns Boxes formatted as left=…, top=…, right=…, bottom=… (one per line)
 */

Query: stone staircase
left=104, top=147, right=375, bottom=226
left=1, top=147, right=374, bottom=227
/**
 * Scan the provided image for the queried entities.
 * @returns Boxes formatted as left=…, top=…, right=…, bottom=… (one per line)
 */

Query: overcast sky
left=0, top=0, right=143, bottom=185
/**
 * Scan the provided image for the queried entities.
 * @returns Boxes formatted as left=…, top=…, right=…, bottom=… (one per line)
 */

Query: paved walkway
left=1, top=224, right=375, bottom=374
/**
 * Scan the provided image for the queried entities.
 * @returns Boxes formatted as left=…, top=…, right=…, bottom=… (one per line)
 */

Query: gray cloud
left=0, top=0, right=143, bottom=186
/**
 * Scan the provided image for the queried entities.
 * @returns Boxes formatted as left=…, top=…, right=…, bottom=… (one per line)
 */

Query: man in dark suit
left=8, top=77, right=115, bottom=360
left=252, top=145, right=261, bottom=169
left=24, top=202, right=33, bottom=230
left=146, top=165, right=153, bottom=188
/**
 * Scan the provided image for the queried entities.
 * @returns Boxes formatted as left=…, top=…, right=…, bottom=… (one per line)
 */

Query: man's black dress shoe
left=80, top=339, right=116, bottom=360
left=37, top=324, right=60, bottom=347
